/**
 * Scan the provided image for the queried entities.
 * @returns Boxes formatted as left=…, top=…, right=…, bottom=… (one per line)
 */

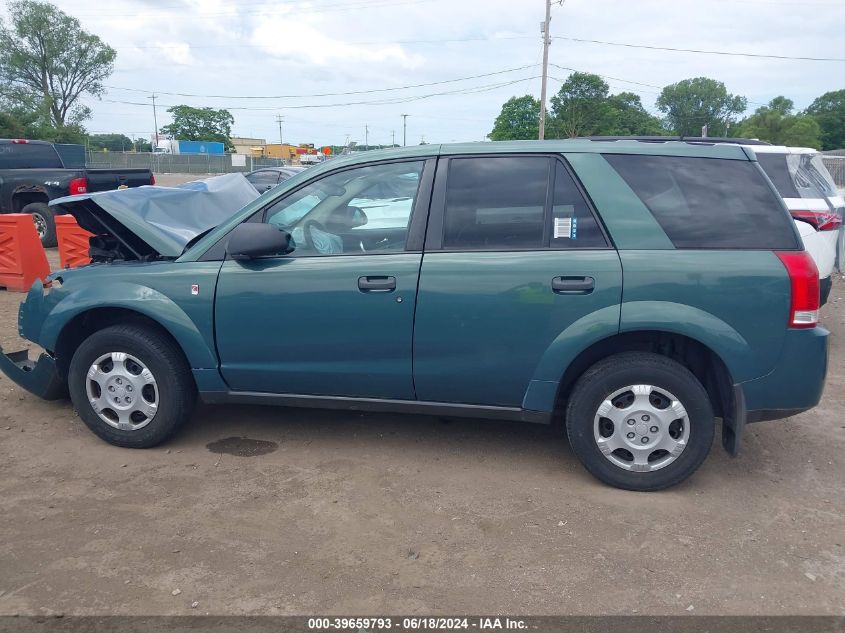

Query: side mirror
left=227, top=223, right=293, bottom=260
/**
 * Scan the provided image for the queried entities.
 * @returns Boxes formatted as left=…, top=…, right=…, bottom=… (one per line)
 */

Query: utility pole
left=391, top=130, right=395, bottom=147
left=538, top=0, right=552, bottom=140
left=401, top=114, right=409, bottom=146
left=148, top=93, right=159, bottom=149
left=275, top=114, right=285, bottom=145
left=365, top=124, right=369, bottom=150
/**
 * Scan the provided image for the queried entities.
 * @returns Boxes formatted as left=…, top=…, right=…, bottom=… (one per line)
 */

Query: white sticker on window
left=554, top=217, right=572, bottom=239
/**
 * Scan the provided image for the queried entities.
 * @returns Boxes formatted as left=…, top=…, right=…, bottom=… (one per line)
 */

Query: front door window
left=264, top=161, right=425, bottom=256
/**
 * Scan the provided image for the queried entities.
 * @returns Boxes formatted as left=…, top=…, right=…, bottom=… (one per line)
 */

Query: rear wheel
left=565, top=352, right=715, bottom=491
left=22, top=201, right=56, bottom=248
left=68, top=324, right=196, bottom=448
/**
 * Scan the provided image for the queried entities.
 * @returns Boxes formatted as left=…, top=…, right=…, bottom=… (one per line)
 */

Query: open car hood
left=51, top=173, right=259, bottom=259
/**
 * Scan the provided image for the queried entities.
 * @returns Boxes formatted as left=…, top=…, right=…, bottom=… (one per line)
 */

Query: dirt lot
left=0, top=252, right=843, bottom=616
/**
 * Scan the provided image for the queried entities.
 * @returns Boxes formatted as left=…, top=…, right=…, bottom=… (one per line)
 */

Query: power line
left=99, top=76, right=539, bottom=112
left=103, top=64, right=539, bottom=99
left=552, top=36, right=845, bottom=62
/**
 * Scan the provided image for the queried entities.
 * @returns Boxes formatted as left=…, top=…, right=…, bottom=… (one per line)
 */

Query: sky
left=12, top=0, right=845, bottom=147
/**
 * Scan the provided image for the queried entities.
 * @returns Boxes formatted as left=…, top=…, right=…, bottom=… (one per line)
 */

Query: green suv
left=0, top=140, right=829, bottom=491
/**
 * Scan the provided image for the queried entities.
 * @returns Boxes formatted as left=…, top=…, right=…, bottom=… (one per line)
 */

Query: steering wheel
left=302, top=219, right=328, bottom=252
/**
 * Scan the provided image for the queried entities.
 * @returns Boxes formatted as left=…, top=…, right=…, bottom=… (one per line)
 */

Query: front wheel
left=68, top=324, right=196, bottom=448
left=565, top=352, right=715, bottom=491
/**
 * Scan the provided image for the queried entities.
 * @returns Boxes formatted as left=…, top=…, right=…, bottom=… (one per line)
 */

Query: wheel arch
left=41, top=288, right=218, bottom=383
left=552, top=330, right=735, bottom=422
left=12, top=190, right=50, bottom=211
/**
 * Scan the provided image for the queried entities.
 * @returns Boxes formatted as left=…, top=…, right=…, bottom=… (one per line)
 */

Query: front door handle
left=551, top=276, right=595, bottom=294
left=358, top=276, right=396, bottom=292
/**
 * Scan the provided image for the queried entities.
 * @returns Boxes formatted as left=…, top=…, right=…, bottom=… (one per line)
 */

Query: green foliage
left=656, top=77, right=747, bottom=136
left=0, top=94, right=86, bottom=142
left=0, top=0, right=115, bottom=128
left=133, top=137, right=152, bottom=152
left=0, top=111, right=26, bottom=137
left=805, top=89, right=845, bottom=150
left=88, top=133, right=135, bottom=152
left=605, top=92, right=664, bottom=136
left=160, top=105, right=235, bottom=148
left=489, top=95, right=540, bottom=140
left=548, top=72, right=613, bottom=138
left=737, top=97, right=821, bottom=148
left=492, top=75, right=666, bottom=140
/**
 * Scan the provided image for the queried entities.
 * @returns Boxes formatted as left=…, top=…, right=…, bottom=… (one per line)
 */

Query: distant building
left=265, top=143, right=320, bottom=165
left=231, top=136, right=267, bottom=157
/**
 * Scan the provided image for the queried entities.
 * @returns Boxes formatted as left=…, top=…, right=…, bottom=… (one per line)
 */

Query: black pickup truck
left=0, top=139, right=154, bottom=246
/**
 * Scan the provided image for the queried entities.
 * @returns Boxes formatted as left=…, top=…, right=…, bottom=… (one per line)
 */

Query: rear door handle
left=358, top=276, right=396, bottom=292
left=551, top=276, right=595, bottom=294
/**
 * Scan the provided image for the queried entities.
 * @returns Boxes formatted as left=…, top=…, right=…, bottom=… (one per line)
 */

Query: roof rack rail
left=582, top=135, right=771, bottom=146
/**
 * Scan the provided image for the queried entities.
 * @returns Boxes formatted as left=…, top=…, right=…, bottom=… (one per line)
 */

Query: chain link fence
left=821, top=152, right=845, bottom=189
left=85, top=152, right=291, bottom=174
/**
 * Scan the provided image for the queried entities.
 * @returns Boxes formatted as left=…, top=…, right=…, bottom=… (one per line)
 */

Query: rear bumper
left=0, top=345, right=67, bottom=400
left=820, top=275, right=832, bottom=306
left=741, top=326, right=829, bottom=420
left=725, top=326, right=828, bottom=456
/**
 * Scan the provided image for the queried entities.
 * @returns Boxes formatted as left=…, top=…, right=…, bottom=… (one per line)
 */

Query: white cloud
left=40, top=0, right=845, bottom=144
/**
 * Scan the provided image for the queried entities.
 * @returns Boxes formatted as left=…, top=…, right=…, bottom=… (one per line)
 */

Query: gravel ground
left=0, top=253, right=843, bottom=616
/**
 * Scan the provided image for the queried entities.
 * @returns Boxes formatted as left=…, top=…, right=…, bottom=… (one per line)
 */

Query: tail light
left=150, top=174, right=156, bottom=185
left=790, top=209, right=842, bottom=231
left=68, top=177, right=88, bottom=195
left=776, top=251, right=820, bottom=328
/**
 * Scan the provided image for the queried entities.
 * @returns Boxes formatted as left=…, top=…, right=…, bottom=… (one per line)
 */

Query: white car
left=748, top=144, right=844, bottom=305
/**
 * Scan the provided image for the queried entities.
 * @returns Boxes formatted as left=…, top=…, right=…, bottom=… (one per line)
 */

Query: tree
left=132, top=137, right=152, bottom=152
left=805, top=89, right=845, bottom=150
left=606, top=92, right=664, bottom=136
left=548, top=72, right=613, bottom=138
left=656, top=77, right=747, bottom=137
left=737, top=97, right=821, bottom=148
left=0, top=111, right=26, bottom=137
left=0, top=0, right=116, bottom=129
left=160, top=105, right=235, bottom=147
left=0, top=92, right=86, bottom=142
left=489, top=95, right=540, bottom=140
left=88, top=133, right=135, bottom=152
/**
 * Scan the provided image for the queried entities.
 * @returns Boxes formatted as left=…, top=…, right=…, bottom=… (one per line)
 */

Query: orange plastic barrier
left=55, top=214, right=93, bottom=269
left=0, top=214, right=51, bottom=292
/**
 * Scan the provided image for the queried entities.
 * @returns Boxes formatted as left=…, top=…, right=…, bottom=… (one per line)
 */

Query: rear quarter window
left=756, top=153, right=801, bottom=198
left=0, top=143, right=63, bottom=169
left=604, top=154, right=799, bottom=249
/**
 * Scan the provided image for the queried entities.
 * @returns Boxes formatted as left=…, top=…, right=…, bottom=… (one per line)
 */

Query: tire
left=68, top=324, right=196, bottom=448
left=565, top=352, right=715, bottom=491
left=21, top=202, right=57, bottom=248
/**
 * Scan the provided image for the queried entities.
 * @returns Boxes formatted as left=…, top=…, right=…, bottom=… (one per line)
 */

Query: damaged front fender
left=0, top=346, right=67, bottom=400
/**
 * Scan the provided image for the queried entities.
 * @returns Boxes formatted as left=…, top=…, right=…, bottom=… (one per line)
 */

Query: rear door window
left=441, top=156, right=607, bottom=250
left=552, top=162, right=608, bottom=248
left=604, top=154, right=798, bottom=249
left=443, top=156, right=548, bottom=249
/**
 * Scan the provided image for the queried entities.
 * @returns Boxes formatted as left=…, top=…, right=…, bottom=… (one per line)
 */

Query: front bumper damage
left=0, top=279, right=67, bottom=400
left=0, top=345, right=67, bottom=400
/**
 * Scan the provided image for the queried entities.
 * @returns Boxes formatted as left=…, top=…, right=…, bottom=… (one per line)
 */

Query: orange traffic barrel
left=55, top=214, right=93, bottom=269
left=0, top=214, right=51, bottom=292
